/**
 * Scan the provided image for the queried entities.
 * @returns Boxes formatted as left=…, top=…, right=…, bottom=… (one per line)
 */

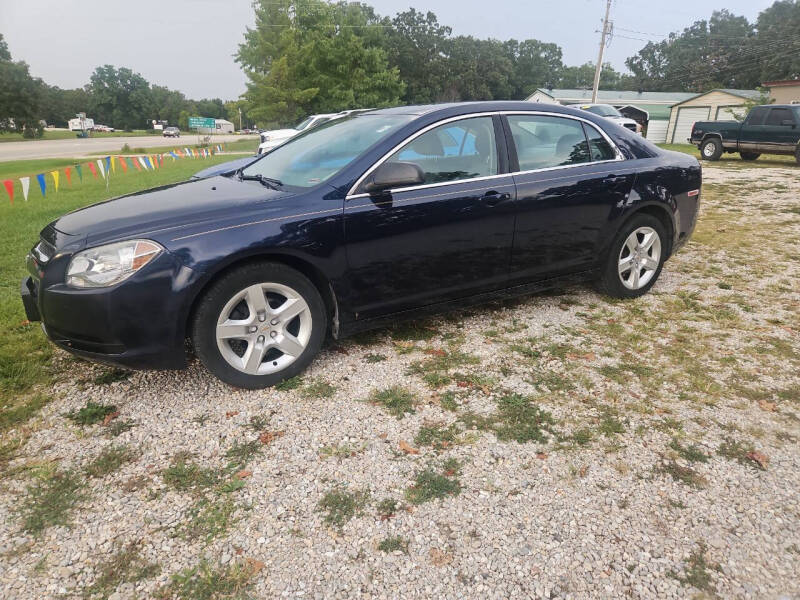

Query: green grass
left=156, top=558, right=257, bottom=600
left=369, top=386, right=416, bottom=418
left=177, top=498, right=240, bottom=543
left=659, top=143, right=796, bottom=167
left=83, top=541, right=160, bottom=598
left=317, top=488, right=370, bottom=528
left=303, top=379, right=336, bottom=399
left=378, top=536, right=409, bottom=554
left=161, top=456, right=223, bottom=495
left=0, top=129, right=163, bottom=143
left=92, top=368, right=131, bottom=385
left=65, top=402, right=117, bottom=426
left=414, top=423, right=460, bottom=451
left=376, top=497, right=399, bottom=519
left=84, top=444, right=136, bottom=478
left=17, top=469, right=88, bottom=534
left=405, top=462, right=461, bottom=505
left=671, top=543, right=719, bottom=595
left=0, top=154, right=235, bottom=426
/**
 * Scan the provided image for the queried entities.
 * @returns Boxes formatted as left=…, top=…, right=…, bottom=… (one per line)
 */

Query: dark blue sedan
left=21, top=102, right=701, bottom=388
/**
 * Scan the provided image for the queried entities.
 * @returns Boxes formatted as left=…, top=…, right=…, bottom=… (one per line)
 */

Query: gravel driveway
left=1, top=163, right=798, bottom=599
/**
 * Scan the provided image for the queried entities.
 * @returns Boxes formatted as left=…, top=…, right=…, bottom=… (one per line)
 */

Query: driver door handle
left=482, top=190, right=512, bottom=206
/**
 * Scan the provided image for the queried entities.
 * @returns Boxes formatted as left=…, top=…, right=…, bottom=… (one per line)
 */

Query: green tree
left=237, top=0, right=404, bottom=126
left=504, top=39, right=564, bottom=98
left=0, top=37, right=45, bottom=135
left=87, top=65, right=152, bottom=130
left=0, top=33, right=10, bottom=61
left=753, top=0, right=800, bottom=82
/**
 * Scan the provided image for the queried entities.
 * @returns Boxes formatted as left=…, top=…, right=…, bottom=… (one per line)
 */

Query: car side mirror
left=781, top=119, right=796, bottom=128
left=363, top=161, right=424, bottom=194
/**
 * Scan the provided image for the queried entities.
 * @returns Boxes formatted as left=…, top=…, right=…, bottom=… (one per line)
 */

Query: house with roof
left=763, top=79, right=800, bottom=105
left=525, top=88, right=696, bottom=143
left=664, top=89, right=763, bottom=144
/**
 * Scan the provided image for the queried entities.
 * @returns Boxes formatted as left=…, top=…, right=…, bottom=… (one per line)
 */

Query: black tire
left=700, top=138, right=723, bottom=161
left=596, top=213, right=667, bottom=299
left=795, top=145, right=800, bottom=165
left=740, top=152, right=760, bottom=161
left=191, top=262, right=326, bottom=389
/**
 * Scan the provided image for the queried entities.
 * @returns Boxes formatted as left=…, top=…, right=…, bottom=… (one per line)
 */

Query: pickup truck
left=689, top=104, right=800, bottom=163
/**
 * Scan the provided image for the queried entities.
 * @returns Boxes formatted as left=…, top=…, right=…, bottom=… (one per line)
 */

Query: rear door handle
left=482, top=191, right=512, bottom=206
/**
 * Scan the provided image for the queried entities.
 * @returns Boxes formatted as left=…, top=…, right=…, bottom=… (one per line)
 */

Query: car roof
left=364, top=101, right=600, bottom=121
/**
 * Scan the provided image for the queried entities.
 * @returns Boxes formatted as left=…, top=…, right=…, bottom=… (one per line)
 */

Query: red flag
left=65, top=167, right=72, bottom=185
left=159, top=154, right=164, bottom=167
left=132, top=157, right=141, bottom=171
left=118, top=156, right=128, bottom=172
left=2, top=179, right=13, bottom=204
left=87, top=162, right=98, bottom=179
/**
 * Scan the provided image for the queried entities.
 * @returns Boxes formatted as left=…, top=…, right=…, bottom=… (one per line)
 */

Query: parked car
left=257, top=113, right=339, bottom=155
left=163, top=127, right=181, bottom=138
left=92, top=124, right=115, bottom=132
left=690, top=104, right=800, bottom=163
left=574, top=104, right=641, bottom=134
left=21, top=101, right=701, bottom=389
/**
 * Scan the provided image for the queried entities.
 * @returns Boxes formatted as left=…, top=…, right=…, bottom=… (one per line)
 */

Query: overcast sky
left=0, top=0, right=776, bottom=100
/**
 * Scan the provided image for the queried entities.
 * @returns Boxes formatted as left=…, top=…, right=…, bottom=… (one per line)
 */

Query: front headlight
left=66, top=239, right=163, bottom=288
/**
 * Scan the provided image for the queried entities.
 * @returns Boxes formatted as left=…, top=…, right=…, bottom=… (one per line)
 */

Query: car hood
left=50, top=175, right=295, bottom=246
left=192, top=156, right=256, bottom=179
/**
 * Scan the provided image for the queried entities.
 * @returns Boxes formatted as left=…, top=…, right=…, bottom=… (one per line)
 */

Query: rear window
left=745, top=106, right=769, bottom=126
left=766, top=107, right=794, bottom=126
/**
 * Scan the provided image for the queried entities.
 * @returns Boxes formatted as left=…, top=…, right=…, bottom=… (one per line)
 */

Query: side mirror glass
left=363, top=161, right=425, bottom=194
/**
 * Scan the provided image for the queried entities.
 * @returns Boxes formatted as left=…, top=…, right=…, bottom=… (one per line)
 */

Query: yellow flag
left=50, top=170, right=60, bottom=193
left=110, top=156, right=116, bottom=173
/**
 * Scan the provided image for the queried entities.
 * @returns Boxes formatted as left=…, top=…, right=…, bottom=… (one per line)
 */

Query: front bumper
left=21, top=249, right=200, bottom=370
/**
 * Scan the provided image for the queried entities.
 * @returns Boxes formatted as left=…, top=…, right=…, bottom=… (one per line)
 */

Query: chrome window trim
left=345, top=110, right=626, bottom=200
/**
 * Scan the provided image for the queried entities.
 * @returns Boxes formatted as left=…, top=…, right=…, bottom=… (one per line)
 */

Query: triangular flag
left=143, top=156, right=152, bottom=170
left=132, top=157, right=141, bottom=171
left=75, top=164, right=83, bottom=181
left=137, top=156, right=147, bottom=170
left=150, top=155, right=158, bottom=169
left=96, top=159, right=106, bottom=179
left=118, top=156, right=128, bottom=172
left=50, top=170, right=60, bottom=193
left=109, top=155, right=115, bottom=173
left=3, top=179, right=13, bottom=204
left=65, top=167, right=72, bottom=185
left=20, top=176, right=30, bottom=201
left=88, top=162, right=98, bottom=179
left=127, top=157, right=137, bottom=171
left=36, top=173, right=46, bottom=197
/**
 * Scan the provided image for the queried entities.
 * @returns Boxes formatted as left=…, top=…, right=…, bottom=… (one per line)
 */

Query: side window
left=766, top=107, right=794, bottom=126
left=583, top=123, right=617, bottom=161
left=508, top=115, right=590, bottom=171
left=388, top=116, right=498, bottom=185
left=745, top=106, right=768, bottom=126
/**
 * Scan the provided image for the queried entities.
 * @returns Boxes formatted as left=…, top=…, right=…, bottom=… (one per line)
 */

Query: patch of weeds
left=303, top=379, right=336, bottom=399
left=106, top=419, right=136, bottom=437
left=669, top=439, right=709, bottom=463
left=598, top=411, right=625, bottom=437
left=247, top=415, right=271, bottom=432
left=453, top=372, right=496, bottom=392
left=177, top=498, right=239, bottom=543
left=317, top=488, right=370, bottom=528
left=349, top=329, right=384, bottom=346
left=18, top=469, right=88, bottom=535
left=84, top=445, right=136, bottom=478
left=438, top=391, right=459, bottom=412
left=32, top=554, right=48, bottom=575
left=92, top=368, right=130, bottom=385
left=571, top=428, right=594, bottom=446
left=717, top=437, right=759, bottom=469
left=319, top=443, right=363, bottom=459
left=0, top=436, right=25, bottom=470
left=405, top=461, right=461, bottom=505
left=422, top=372, right=451, bottom=388
left=156, top=558, right=258, bottom=600
left=598, top=364, right=655, bottom=385
left=669, top=499, right=687, bottom=509
left=378, top=536, right=409, bottom=554
left=716, top=282, right=731, bottom=290
left=65, top=402, right=117, bottom=426
left=658, top=461, right=706, bottom=488
left=528, top=370, right=575, bottom=393
left=414, top=423, right=460, bottom=451
left=409, top=350, right=479, bottom=376
left=161, top=456, right=222, bottom=495
left=672, top=543, right=719, bottom=595
left=225, top=440, right=262, bottom=470
left=121, top=475, right=150, bottom=493
left=192, top=413, right=210, bottom=426
left=275, top=376, right=302, bottom=391
left=509, top=343, right=541, bottom=359
left=390, top=321, right=439, bottom=341
left=365, top=353, right=387, bottom=363
left=83, top=541, right=160, bottom=598
left=0, top=393, right=52, bottom=432
left=376, top=498, right=399, bottom=519
left=492, top=394, right=556, bottom=443
left=654, top=417, right=683, bottom=433
left=369, top=386, right=415, bottom=419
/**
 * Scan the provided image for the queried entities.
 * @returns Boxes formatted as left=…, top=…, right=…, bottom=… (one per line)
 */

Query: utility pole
left=238, top=107, right=243, bottom=131
left=592, top=0, right=613, bottom=103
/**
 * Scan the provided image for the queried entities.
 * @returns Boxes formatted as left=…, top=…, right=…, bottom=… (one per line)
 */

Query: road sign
left=188, top=117, right=215, bottom=129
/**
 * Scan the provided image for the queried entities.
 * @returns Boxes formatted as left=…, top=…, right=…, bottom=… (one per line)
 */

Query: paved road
left=0, top=134, right=257, bottom=162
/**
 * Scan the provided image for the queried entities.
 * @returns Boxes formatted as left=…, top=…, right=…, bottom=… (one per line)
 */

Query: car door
left=503, top=113, right=634, bottom=285
left=343, top=115, right=516, bottom=320
left=761, top=107, right=799, bottom=153
left=738, top=106, right=770, bottom=152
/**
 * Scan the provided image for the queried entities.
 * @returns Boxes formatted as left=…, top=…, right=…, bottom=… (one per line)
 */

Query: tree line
left=2, top=0, right=799, bottom=135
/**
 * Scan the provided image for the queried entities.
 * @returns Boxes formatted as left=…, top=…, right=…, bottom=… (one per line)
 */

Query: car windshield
left=295, top=117, right=315, bottom=131
left=583, top=105, right=622, bottom=117
left=241, top=114, right=414, bottom=189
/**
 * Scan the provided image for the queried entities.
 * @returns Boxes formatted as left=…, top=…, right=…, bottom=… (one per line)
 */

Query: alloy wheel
left=215, top=282, right=312, bottom=375
left=618, top=226, right=661, bottom=290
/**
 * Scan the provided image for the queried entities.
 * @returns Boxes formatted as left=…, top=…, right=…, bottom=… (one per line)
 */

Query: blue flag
left=36, top=173, right=46, bottom=197
left=143, top=156, right=153, bottom=169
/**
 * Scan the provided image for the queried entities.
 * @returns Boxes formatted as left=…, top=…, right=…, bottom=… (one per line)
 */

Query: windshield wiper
left=237, top=171, right=283, bottom=190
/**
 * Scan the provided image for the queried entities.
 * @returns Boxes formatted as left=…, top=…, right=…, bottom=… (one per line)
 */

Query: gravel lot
left=1, top=163, right=798, bottom=599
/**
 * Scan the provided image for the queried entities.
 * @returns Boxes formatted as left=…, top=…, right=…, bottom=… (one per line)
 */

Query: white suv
left=257, top=113, right=339, bottom=155
left=574, top=104, right=641, bottom=134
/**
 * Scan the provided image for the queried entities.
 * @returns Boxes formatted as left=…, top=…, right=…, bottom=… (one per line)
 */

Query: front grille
left=32, top=238, right=55, bottom=263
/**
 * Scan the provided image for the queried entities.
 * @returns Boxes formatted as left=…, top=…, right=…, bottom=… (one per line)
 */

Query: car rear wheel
left=740, top=152, right=760, bottom=161
left=596, top=214, right=666, bottom=299
left=700, top=138, right=723, bottom=161
left=191, top=262, right=326, bottom=389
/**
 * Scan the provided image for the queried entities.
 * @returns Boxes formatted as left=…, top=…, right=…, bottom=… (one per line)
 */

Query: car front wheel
left=596, top=214, right=666, bottom=299
left=191, top=262, right=326, bottom=389
left=700, top=138, right=723, bottom=161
